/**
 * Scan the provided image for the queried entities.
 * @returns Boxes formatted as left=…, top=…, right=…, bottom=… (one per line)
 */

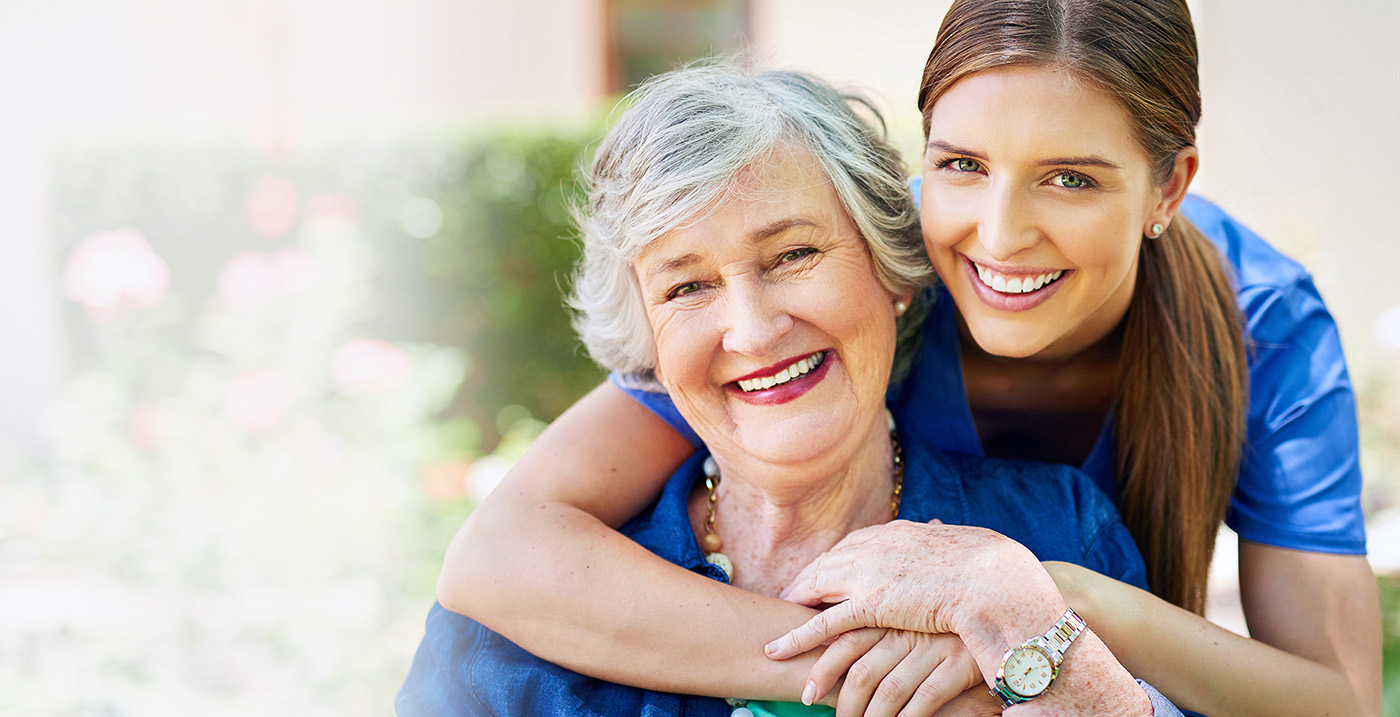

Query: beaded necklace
left=700, top=410, right=904, bottom=581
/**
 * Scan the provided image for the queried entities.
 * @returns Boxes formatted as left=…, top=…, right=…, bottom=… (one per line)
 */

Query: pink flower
left=272, top=247, right=321, bottom=296
left=61, top=228, right=171, bottom=316
left=331, top=339, right=415, bottom=397
left=218, top=248, right=322, bottom=308
left=248, top=175, right=300, bottom=236
left=218, top=252, right=279, bottom=308
left=127, top=402, right=173, bottom=452
left=224, top=369, right=296, bottom=434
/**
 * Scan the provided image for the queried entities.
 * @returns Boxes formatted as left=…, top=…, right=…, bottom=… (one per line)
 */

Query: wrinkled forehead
left=628, top=140, right=838, bottom=256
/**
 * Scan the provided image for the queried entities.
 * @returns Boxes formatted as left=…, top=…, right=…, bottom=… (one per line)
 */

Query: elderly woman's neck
left=700, top=425, right=897, bottom=596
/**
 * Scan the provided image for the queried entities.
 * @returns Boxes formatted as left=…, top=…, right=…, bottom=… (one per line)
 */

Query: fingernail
left=764, top=638, right=782, bottom=656
left=801, top=681, right=816, bottom=706
left=779, top=586, right=791, bottom=600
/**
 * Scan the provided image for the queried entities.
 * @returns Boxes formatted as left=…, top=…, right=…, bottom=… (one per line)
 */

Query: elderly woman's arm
left=771, top=522, right=1159, bottom=716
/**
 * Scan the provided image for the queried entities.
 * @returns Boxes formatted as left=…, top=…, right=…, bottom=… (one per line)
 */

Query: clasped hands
left=763, top=520, right=1066, bottom=717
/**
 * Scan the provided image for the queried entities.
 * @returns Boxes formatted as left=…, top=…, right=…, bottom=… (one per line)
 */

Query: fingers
left=896, top=644, right=983, bottom=717
left=928, top=685, right=1003, bottom=717
left=766, top=602, right=865, bottom=660
left=834, top=631, right=914, bottom=717
left=803, top=628, right=886, bottom=706
left=782, top=546, right=862, bottom=604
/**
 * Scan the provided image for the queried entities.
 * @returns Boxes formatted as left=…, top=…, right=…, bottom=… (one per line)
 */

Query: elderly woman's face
left=634, top=145, right=901, bottom=473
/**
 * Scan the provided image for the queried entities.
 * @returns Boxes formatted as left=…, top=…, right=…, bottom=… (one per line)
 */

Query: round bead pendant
left=705, top=551, right=734, bottom=580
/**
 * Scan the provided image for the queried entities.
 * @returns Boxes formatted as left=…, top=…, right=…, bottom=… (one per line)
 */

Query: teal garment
left=746, top=700, right=834, bottom=716
left=612, top=192, right=1367, bottom=556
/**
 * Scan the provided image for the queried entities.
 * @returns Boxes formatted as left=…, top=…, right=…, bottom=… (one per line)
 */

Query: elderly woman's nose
left=978, top=184, right=1038, bottom=261
left=719, top=287, right=794, bottom=356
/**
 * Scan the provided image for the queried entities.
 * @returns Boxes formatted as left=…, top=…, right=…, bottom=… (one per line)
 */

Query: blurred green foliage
left=1383, top=577, right=1400, bottom=715
left=50, top=129, right=606, bottom=453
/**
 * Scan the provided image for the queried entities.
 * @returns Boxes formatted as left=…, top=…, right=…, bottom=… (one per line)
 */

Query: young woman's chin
left=957, top=310, right=1080, bottom=361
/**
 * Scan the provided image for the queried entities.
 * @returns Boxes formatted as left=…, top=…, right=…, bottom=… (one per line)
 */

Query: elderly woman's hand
left=802, top=627, right=983, bottom=717
left=766, top=520, right=1066, bottom=671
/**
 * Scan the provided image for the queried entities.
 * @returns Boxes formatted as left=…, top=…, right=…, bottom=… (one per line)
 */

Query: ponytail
left=1115, top=218, right=1247, bottom=613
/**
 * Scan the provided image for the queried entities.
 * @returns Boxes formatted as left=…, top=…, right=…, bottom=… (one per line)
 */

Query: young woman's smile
left=921, top=65, right=1169, bottom=360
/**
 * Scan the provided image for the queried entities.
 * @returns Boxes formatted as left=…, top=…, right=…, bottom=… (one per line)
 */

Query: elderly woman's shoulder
left=906, top=441, right=1146, bottom=587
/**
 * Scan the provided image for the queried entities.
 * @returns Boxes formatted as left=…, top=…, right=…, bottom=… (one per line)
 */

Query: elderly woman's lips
left=725, top=351, right=832, bottom=406
left=733, top=351, right=827, bottom=392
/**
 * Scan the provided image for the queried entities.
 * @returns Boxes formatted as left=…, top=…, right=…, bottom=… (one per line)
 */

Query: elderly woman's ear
left=894, top=291, right=914, bottom=317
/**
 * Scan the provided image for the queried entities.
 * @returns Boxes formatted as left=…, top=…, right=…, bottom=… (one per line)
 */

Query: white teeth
left=974, top=263, right=1065, bottom=295
left=736, top=352, right=824, bottom=393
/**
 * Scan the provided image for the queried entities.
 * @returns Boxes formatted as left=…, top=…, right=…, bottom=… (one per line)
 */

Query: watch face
left=1004, top=646, right=1055, bottom=697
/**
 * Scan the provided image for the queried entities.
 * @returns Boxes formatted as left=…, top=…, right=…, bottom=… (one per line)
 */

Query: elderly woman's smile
left=635, top=143, right=902, bottom=477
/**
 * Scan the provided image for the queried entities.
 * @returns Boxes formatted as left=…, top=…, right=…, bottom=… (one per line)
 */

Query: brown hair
left=918, top=0, right=1248, bottom=614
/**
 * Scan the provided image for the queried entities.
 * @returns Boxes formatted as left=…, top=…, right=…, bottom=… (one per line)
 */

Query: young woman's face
left=921, top=65, right=1170, bottom=360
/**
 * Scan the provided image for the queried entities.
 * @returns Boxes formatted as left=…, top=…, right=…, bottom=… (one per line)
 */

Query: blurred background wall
left=2, top=0, right=1398, bottom=714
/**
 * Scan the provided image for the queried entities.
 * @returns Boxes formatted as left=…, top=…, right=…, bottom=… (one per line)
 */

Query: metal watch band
left=988, top=607, right=1086, bottom=708
left=1045, top=606, right=1086, bottom=655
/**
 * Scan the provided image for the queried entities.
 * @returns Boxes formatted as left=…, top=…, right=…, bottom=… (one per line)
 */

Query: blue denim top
left=396, top=436, right=1157, bottom=716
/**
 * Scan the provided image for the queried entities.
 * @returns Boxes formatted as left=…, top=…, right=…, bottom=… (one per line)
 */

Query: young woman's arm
left=438, top=382, right=804, bottom=697
left=1045, top=542, right=1381, bottom=717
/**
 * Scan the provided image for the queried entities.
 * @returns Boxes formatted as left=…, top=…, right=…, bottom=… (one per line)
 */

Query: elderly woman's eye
left=779, top=247, right=817, bottom=263
left=667, top=281, right=703, bottom=300
left=1050, top=172, right=1093, bottom=189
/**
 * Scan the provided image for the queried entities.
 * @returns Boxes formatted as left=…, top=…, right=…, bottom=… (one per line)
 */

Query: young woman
left=436, top=1, right=1380, bottom=715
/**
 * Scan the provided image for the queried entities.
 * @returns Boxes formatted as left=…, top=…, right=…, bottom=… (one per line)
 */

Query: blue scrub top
left=615, top=193, right=1367, bottom=555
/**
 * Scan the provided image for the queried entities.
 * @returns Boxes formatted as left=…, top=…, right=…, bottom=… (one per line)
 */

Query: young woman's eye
left=1050, top=172, right=1094, bottom=189
left=951, top=158, right=982, bottom=173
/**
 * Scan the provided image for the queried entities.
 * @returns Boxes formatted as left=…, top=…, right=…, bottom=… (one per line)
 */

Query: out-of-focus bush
left=1383, top=577, right=1400, bottom=714
left=50, top=130, right=605, bottom=454
left=7, top=127, right=605, bottom=714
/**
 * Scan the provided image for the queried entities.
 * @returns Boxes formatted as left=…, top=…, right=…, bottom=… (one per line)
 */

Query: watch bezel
left=1000, top=640, right=1060, bottom=697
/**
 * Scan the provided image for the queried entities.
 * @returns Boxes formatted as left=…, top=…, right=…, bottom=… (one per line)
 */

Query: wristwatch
left=989, top=607, right=1086, bottom=708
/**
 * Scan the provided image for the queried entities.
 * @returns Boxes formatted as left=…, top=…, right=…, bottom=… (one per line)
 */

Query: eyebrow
left=642, top=217, right=819, bottom=284
left=927, top=140, right=987, bottom=160
left=927, top=140, right=1122, bottom=170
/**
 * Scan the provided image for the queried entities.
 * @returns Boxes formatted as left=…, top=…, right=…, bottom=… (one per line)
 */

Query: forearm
left=440, top=493, right=823, bottom=700
left=955, top=583, right=1151, bottom=717
left=1050, top=552, right=1380, bottom=717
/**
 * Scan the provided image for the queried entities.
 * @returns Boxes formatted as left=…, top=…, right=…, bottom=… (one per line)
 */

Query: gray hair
left=570, top=63, right=930, bottom=382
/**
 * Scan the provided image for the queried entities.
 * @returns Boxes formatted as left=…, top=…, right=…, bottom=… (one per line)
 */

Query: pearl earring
left=894, top=299, right=909, bottom=315
left=1149, top=222, right=1165, bottom=238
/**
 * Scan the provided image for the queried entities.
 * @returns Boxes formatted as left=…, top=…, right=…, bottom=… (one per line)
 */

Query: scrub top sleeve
left=608, top=372, right=705, bottom=449
left=1228, top=276, right=1367, bottom=554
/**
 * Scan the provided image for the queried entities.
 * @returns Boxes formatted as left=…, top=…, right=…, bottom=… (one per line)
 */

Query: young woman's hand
left=801, top=628, right=983, bottom=717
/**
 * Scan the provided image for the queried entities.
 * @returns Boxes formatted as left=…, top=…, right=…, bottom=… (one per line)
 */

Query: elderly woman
left=398, top=65, right=1179, bottom=716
